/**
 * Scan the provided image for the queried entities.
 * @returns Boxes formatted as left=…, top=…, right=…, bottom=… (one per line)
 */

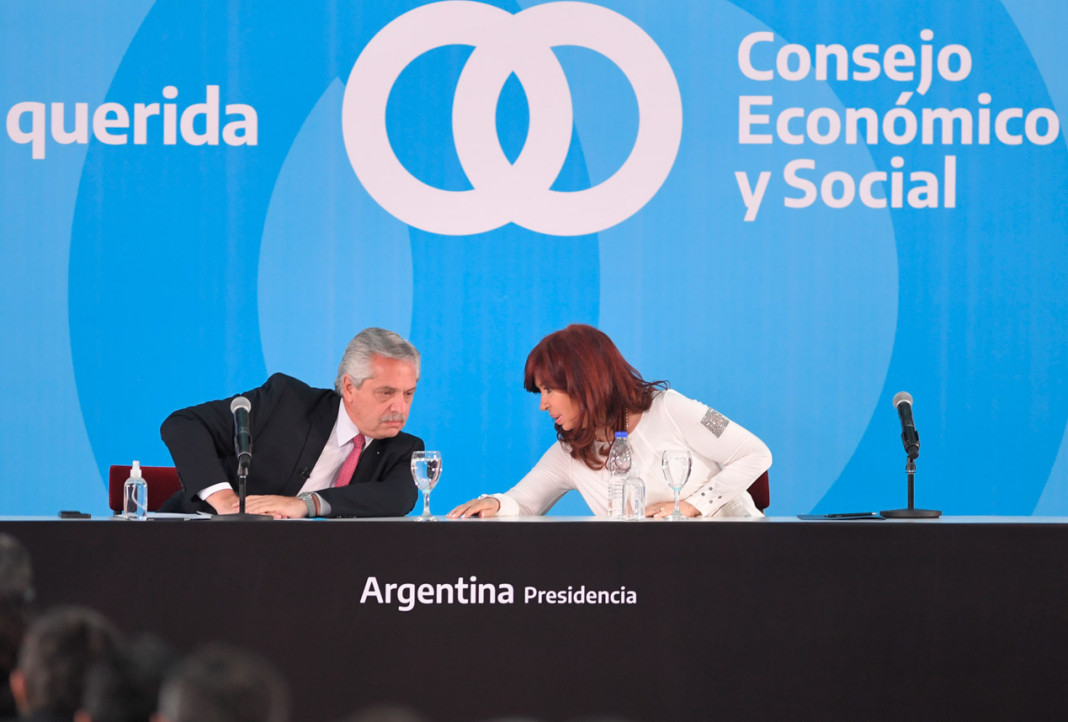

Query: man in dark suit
left=160, top=328, right=422, bottom=518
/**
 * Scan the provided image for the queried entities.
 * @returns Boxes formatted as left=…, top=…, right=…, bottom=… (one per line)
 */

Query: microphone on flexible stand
left=894, top=391, right=920, bottom=461
left=231, top=396, right=252, bottom=513
left=213, top=396, right=270, bottom=521
left=881, top=392, right=941, bottom=519
left=232, top=397, right=252, bottom=478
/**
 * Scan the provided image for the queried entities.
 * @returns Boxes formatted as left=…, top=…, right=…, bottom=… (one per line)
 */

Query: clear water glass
left=410, top=450, right=442, bottom=521
left=661, top=449, right=692, bottom=520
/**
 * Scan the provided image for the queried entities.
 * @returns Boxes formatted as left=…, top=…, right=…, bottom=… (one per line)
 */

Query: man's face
left=341, top=355, right=418, bottom=439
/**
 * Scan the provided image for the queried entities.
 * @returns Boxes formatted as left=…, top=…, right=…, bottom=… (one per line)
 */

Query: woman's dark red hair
left=524, top=324, right=666, bottom=470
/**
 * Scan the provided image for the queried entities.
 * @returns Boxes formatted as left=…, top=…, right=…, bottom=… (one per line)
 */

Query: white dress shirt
left=299, top=401, right=372, bottom=493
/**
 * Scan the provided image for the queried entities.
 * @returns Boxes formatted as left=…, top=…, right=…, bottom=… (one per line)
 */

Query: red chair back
left=108, top=465, right=182, bottom=513
left=747, top=471, right=770, bottom=511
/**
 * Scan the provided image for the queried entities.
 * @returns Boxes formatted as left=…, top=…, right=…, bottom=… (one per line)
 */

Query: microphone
left=230, top=396, right=252, bottom=473
left=892, top=391, right=920, bottom=460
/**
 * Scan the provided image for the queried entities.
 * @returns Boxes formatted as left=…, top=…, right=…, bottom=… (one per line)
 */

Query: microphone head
left=892, top=391, right=913, bottom=409
left=230, top=396, right=251, bottom=414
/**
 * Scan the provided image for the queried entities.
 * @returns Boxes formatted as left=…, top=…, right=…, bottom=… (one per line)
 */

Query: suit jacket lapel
left=352, top=434, right=394, bottom=485
left=282, top=394, right=341, bottom=496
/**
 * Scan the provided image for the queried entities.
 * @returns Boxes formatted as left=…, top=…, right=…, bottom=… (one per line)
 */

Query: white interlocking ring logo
left=341, top=1, right=683, bottom=236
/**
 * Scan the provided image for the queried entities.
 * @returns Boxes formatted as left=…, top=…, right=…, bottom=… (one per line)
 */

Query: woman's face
left=535, top=380, right=581, bottom=431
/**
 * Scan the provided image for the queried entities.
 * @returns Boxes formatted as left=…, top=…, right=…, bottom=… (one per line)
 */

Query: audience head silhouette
left=155, top=644, right=289, bottom=722
left=10, top=605, right=122, bottom=719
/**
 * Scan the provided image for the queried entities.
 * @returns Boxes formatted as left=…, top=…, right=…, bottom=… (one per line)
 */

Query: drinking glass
left=410, top=450, right=442, bottom=521
left=660, top=450, right=692, bottom=520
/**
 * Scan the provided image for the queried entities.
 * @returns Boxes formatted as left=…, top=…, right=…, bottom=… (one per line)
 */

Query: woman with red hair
left=449, top=324, right=772, bottom=519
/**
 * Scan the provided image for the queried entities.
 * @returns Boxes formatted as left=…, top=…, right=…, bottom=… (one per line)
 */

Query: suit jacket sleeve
left=316, top=433, right=423, bottom=517
left=160, top=373, right=292, bottom=503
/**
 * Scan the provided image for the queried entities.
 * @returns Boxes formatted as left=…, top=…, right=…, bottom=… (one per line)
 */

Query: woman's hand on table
left=448, top=497, right=501, bottom=518
left=646, top=500, right=701, bottom=518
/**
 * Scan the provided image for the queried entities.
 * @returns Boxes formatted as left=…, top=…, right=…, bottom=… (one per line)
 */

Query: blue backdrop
left=2, top=0, right=1066, bottom=517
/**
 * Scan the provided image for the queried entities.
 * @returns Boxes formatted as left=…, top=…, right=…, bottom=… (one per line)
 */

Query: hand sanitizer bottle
left=123, top=461, right=148, bottom=520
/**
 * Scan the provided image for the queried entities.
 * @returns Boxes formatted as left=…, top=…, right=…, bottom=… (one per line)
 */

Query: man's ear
left=9, top=669, right=27, bottom=713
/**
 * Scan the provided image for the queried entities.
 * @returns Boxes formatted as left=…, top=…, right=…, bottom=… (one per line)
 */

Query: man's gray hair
left=335, top=328, right=420, bottom=393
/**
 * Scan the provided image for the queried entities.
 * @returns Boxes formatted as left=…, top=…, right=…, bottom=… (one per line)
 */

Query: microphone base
left=880, top=508, right=942, bottom=519
left=210, top=513, right=273, bottom=522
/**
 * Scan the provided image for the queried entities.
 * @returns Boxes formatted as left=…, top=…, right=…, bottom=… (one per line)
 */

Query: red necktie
left=334, top=434, right=365, bottom=488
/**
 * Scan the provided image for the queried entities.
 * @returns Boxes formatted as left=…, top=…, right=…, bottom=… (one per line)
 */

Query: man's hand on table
left=204, top=489, right=307, bottom=518
left=243, top=495, right=308, bottom=518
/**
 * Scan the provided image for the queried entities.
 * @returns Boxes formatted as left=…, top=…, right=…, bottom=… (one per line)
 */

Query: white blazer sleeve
left=492, top=442, right=574, bottom=516
left=661, top=390, right=772, bottom=517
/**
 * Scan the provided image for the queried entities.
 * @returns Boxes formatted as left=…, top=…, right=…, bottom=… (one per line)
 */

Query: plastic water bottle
left=605, top=432, right=632, bottom=519
left=123, top=461, right=148, bottom=520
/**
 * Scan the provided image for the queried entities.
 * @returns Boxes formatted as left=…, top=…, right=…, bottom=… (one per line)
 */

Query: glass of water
left=660, top=449, right=692, bottom=520
left=410, top=450, right=442, bottom=521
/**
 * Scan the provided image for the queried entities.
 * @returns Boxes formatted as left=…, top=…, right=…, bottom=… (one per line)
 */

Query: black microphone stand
left=236, top=457, right=252, bottom=515
left=881, top=451, right=941, bottom=519
left=212, top=452, right=271, bottom=522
